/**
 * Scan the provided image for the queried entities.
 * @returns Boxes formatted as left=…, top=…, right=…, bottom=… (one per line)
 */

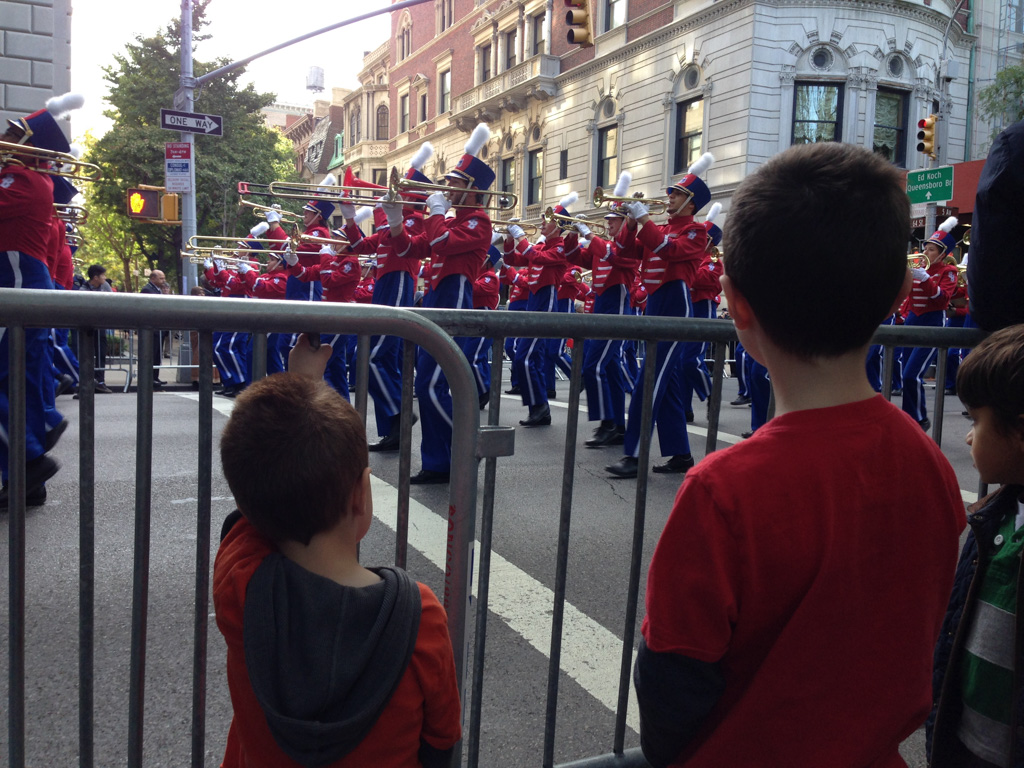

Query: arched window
left=398, top=13, right=413, bottom=61
left=376, top=104, right=390, bottom=141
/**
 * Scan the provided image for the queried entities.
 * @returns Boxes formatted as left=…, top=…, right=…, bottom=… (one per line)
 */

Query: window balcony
left=344, top=139, right=391, bottom=166
left=452, top=54, right=559, bottom=131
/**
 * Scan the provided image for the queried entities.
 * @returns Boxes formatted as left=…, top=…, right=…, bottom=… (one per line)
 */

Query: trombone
left=267, top=180, right=384, bottom=204
left=542, top=207, right=607, bottom=237
left=186, top=235, right=294, bottom=255
left=388, top=166, right=516, bottom=211
left=493, top=218, right=539, bottom=237
left=958, top=225, right=971, bottom=247
left=592, top=186, right=667, bottom=215
left=181, top=250, right=264, bottom=268
left=297, top=233, right=352, bottom=249
left=66, top=232, right=86, bottom=248
left=54, top=203, right=88, bottom=224
left=0, top=140, right=102, bottom=182
left=238, top=198, right=304, bottom=224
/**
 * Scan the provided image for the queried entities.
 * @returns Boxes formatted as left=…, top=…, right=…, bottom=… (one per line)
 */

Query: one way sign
left=160, top=108, right=223, bottom=136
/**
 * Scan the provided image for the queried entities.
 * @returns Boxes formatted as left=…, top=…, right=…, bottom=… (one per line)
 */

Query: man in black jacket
left=139, top=270, right=168, bottom=388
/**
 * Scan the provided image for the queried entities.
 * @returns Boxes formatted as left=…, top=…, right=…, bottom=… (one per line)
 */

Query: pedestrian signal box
left=916, top=114, right=938, bottom=159
left=161, top=193, right=180, bottom=223
left=564, top=0, right=594, bottom=47
left=127, top=188, right=160, bottom=219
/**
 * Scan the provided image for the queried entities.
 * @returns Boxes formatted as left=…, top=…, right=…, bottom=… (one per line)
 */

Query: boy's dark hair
left=957, top=324, right=1024, bottom=435
left=87, top=264, right=106, bottom=279
left=723, top=143, right=909, bottom=358
left=220, top=373, right=369, bottom=545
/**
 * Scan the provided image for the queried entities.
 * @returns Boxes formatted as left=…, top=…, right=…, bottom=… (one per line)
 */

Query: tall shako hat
left=604, top=171, right=632, bottom=219
left=402, top=141, right=434, bottom=202
left=666, top=152, right=714, bottom=213
left=303, top=173, right=337, bottom=222
left=52, top=175, right=79, bottom=205
left=551, top=191, right=579, bottom=221
left=446, top=123, right=495, bottom=190
left=925, top=216, right=958, bottom=255
left=7, top=92, right=84, bottom=153
left=703, top=202, right=723, bottom=247
left=237, top=221, right=269, bottom=250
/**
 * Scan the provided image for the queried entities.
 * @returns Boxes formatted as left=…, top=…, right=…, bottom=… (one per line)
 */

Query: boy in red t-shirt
left=214, top=339, right=461, bottom=767
left=634, top=143, right=966, bottom=767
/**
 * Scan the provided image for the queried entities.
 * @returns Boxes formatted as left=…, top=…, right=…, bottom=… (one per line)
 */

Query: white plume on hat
left=612, top=171, right=632, bottom=198
left=45, top=92, right=85, bottom=118
left=250, top=222, right=270, bottom=238
left=705, top=202, right=722, bottom=224
left=354, top=206, right=374, bottom=225
left=959, top=253, right=969, bottom=268
left=410, top=141, right=434, bottom=170
left=938, top=216, right=958, bottom=233
left=687, top=152, right=714, bottom=178
left=317, top=173, right=337, bottom=193
left=558, top=191, right=579, bottom=210
left=67, top=144, right=83, bottom=159
left=465, top=123, right=491, bottom=156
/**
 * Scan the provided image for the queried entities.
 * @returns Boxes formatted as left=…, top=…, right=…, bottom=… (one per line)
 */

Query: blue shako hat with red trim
left=237, top=221, right=269, bottom=250
left=604, top=171, right=632, bottom=219
left=402, top=141, right=434, bottom=202
left=666, top=152, right=714, bottom=213
left=703, top=202, right=723, bottom=247
left=445, top=123, right=495, bottom=190
left=925, top=216, right=958, bottom=255
left=303, top=173, right=337, bottom=222
left=52, top=175, right=79, bottom=205
left=8, top=93, right=84, bottom=154
left=551, top=191, right=579, bottom=226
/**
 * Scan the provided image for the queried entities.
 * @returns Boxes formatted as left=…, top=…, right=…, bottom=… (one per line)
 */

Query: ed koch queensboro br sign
left=160, top=108, right=223, bottom=136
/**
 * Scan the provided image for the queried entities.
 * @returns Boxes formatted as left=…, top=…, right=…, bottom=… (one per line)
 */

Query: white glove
left=579, top=238, right=591, bottom=249
left=426, top=192, right=450, bottom=216
left=625, top=200, right=649, bottom=219
left=283, top=246, right=298, bottom=267
left=382, top=199, right=404, bottom=228
left=237, top=262, right=250, bottom=275
left=213, top=259, right=223, bottom=273
left=536, top=234, right=547, bottom=245
left=491, top=231, right=505, bottom=246
left=203, top=258, right=212, bottom=270
left=911, top=267, right=929, bottom=282
left=574, top=220, right=591, bottom=238
left=339, top=201, right=356, bottom=220
left=508, top=224, right=525, bottom=240
left=319, top=244, right=339, bottom=257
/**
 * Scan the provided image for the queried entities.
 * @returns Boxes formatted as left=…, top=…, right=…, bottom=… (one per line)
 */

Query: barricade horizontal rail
left=1, top=288, right=986, bottom=768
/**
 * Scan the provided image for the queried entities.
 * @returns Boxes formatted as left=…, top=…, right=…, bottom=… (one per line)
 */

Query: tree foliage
left=978, top=64, right=1024, bottom=128
left=85, top=0, right=300, bottom=289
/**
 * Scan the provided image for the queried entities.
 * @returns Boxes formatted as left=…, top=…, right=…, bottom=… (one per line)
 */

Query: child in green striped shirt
left=928, top=324, right=1024, bottom=768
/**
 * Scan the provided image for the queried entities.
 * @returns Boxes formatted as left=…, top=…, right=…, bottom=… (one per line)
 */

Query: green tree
left=978, top=64, right=1024, bottom=128
left=85, top=0, right=300, bottom=288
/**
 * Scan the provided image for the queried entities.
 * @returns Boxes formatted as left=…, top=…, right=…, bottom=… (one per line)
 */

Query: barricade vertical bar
left=8, top=324, right=27, bottom=768
left=127, top=330, right=155, bottom=768
left=933, top=347, right=948, bottom=448
left=613, top=341, right=659, bottom=754
left=542, top=337, right=587, bottom=768
left=466, top=333, right=507, bottom=768
left=191, top=331, right=214, bottom=768
left=251, top=332, right=268, bottom=382
left=882, top=345, right=895, bottom=400
left=354, top=334, right=370, bottom=423
left=704, top=340, right=726, bottom=455
left=79, top=328, right=97, bottom=768
left=395, top=343, right=415, bottom=569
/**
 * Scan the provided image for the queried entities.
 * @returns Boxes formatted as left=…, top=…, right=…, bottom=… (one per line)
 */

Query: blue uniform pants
left=583, top=285, right=629, bottom=425
left=322, top=333, right=351, bottom=400
left=367, top=271, right=415, bottom=437
left=746, top=356, right=771, bottom=432
left=944, top=314, right=967, bottom=389
left=680, top=297, right=715, bottom=414
left=514, top=286, right=556, bottom=408
left=504, top=299, right=528, bottom=390
left=902, top=310, right=945, bottom=423
left=866, top=314, right=900, bottom=393
left=50, top=327, right=80, bottom=386
left=213, top=331, right=250, bottom=388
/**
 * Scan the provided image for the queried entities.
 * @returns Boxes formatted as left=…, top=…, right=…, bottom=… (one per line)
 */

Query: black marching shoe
left=44, top=418, right=69, bottom=452
left=741, top=430, right=754, bottom=439
left=479, top=391, right=490, bottom=410
left=55, top=374, right=75, bottom=397
left=730, top=395, right=751, bottom=406
left=547, top=389, right=557, bottom=399
left=409, top=469, right=450, bottom=485
left=519, top=404, right=551, bottom=427
left=0, top=454, right=59, bottom=510
left=505, top=385, right=521, bottom=395
left=369, top=433, right=400, bottom=453
left=606, top=456, right=639, bottom=478
left=685, top=410, right=695, bottom=424
left=153, top=377, right=167, bottom=389
left=653, top=454, right=695, bottom=474
left=918, top=417, right=931, bottom=432
left=586, top=421, right=624, bottom=448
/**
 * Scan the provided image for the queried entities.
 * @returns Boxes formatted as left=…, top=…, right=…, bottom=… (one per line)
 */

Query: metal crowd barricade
left=2, top=286, right=987, bottom=768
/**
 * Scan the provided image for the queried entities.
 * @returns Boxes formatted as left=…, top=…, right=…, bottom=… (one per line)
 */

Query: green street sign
left=906, top=166, right=954, bottom=204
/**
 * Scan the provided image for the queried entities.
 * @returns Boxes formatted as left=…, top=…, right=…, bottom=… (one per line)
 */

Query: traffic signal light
left=126, top=188, right=160, bottom=219
left=916, top=114, right=938, bottom=159
left=161, top=193, right=180, bottom=223
left=565, top=0, right=594, bottom=47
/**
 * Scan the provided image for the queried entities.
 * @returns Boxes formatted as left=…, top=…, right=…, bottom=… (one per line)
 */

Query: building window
left=604, top=0, right=626, bottom=32
left=501, top=157, right=516, bottom=197
left=505, top=30, right=518, bottom=70
left=792, top=82, right=843, bottom=144
left=559, top=149, right=568, bottom=179
left=349, top=108, right=361, bottom=145
left=419, top=92, right=428, bottom=124
left=527, top=148, right=543, bottom=205
left=376, top=104, right=389, bottom=140
left=873, top=88, right=908, bottom=167
left=1011, top=0, right=1024, bottom=33
left=480, top=44, right=492, bottom=82
left=400, top=94, right=410, bottom=133
left=372, top=168, right=387, bottom=186
left=439, top=0, right=454, bottom=32
left=399, top=24, right=413, bottom=61
left=532, top=13, right=546, bottom=56
left=596, top=125, right=618, bottom=190
left=439, top=70, right=451, bottom=113
left=673, top=97, right=704, bottom=175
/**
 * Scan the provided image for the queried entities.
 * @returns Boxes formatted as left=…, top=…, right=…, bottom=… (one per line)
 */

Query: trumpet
left=388, top=166, right=516, bottom=211
left=0, top=140, right=102, bottom=182
left=492, top=218, right=539, bottom=237
left=542, top=208, right=607, bottom=237
left=592, top=186, right=667, bottom=214
left=54, top=203, right=89, bottom=224
left=709, top=245, right=723, bottom=262
left=186, top=235, right=293, bottom=255
left=238, top=198, right=304, bottom=223
left=908, top=253, right=930, bottom=270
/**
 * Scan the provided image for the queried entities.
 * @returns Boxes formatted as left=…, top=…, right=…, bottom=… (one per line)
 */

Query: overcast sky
left=70, top=0, right=392, bottom=140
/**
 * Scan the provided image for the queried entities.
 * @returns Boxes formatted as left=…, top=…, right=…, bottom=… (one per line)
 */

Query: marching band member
left=263, top=205, right=290, bottom=244
left=606, top=153, right=714, bottom=478
left=470, top=249, right=502, bottom=409
left=500, top=257, right=529, bottom=396
left=249, top=240, right=291, bottom=375
left=901, top=216, right=959, bottom=430
left=282, top=174, right=335, bottom=302
left=386, top=123, right=493, bottom=484
left=341, top=147, right=431, bottom=451
left=0, top=92, right=84, bottom=507
left=681, top=202, right=724, bottom=423
left=49, top=177, right=81, bottom=396
left=943, top=255, right=969, bottom=394
left=318, top=220, right=366, bottom=400
left=504, top=192, right=578, bottom=427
